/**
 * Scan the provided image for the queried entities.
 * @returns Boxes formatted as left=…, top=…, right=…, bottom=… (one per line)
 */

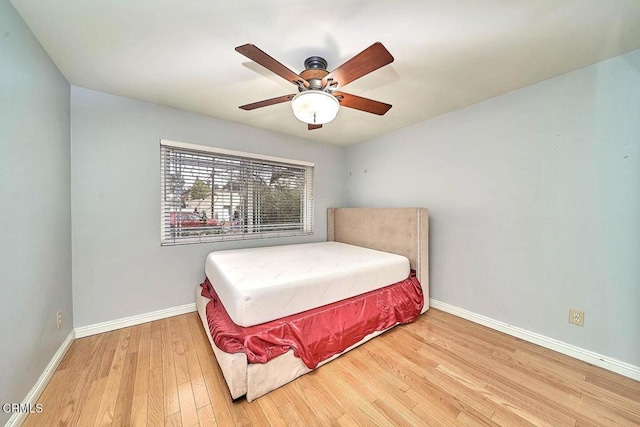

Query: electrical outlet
left=56, top=311, right=62, bottom=329
left=569, top=309, right=584, bottom=326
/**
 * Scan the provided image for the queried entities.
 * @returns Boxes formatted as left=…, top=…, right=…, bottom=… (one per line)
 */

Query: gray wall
left=71, top=86, right=346, bottom=327
left=0, top=0, right=72, bottom=423
left=346, top=50, right=640, bottom=365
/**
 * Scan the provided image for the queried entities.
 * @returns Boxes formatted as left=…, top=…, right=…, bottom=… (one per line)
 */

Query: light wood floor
left=24, top=309, right=640, bottom=426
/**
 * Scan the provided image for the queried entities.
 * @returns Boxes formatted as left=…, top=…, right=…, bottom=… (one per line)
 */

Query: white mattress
left=205, top=241, right=410, bottom=327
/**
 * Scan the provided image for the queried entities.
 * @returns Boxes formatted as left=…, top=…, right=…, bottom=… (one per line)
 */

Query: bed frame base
left=198, top=207, right=429, bottom=401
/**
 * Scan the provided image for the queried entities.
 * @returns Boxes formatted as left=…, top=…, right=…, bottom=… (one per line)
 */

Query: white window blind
left=160, top=140, right=314, bottom=245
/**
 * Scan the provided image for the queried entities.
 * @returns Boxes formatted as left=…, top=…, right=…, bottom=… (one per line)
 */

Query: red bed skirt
left=200, top=272, right=423, bottom=369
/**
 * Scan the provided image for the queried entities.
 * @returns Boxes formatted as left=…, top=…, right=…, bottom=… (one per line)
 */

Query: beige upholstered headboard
left=327, top=208, right=429, bottom=313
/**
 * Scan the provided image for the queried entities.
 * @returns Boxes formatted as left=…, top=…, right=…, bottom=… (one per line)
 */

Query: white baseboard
left=5, top=331, right=75, bottom=427
left=74, top=303, right=196, bottom=338
left=429, top=299, right=640, bottom=382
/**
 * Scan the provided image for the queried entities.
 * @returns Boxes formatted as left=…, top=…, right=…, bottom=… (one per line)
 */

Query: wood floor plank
left=585, top=372, right=640, bottom=400
left=147, top=366, right=165, bottom=426
left=98, top=331, right=120, bottom=378
left=133, top=351, right=150, bottom=399
left=513, top=348, right=588, bottom=381
left=111, top=351, right=138, bottom=426
left=335, top=413, right=361, bottom=427
left=170, top=316, right=191, bottom=385
left=541, top=346, right=628, bottom=384
left=424, top=312, right=522, bottom=354
left=372, top=397, right=426, bottom=427
left=94, top=328, right=131, bottom=426
left=434, top=364, right=557, bottom=426
left=137, top=321, right=152, bottom=359
left=60, top=334, right=109, bottom=426
left=322, top=362, right=377, bottom=403
left=149, top=320, right=163, bottom=370
left=410, top=395, right=465, bottom=427
left=343, top=357, right=417, bottom=412
left=179, top=314, right=210, bottom=409
left=34, top=334, right=106, bottom=426
left=489, top=410, right=538, bottom=427
left=394, top=328, right=574, bottom=426
left=317, top=363, right=396, bottom=426
left=365, top=338, right=491, bottom=420
left=23, top=308, right=640, bottom=427
left=307, top=366, right=386, bottom=426
left=177, top=381, right=200, bottom=427
left=277, top=401, right=307, bottom=426
left=349, top=347, right=412, bottom=393
left=44, top=337, right=97, bottom=424
left=296, top=373, right=345, bottom=420
left=557, top=370, right=640, bottom=416
left=23, top=367, right=72, bottom=426
left=579, top=392, right=640, bottom=425
left=128, top=323, right=142, bottom=356
left=397, top=323, right=581, bottom=424
left=98, top=348, right=116, bottom=380
left=197, top=404, right=218, bottom=427
left=255, top=394, right=288, bottom=427
left=130, top=393, right=148, bottom=427
left=482, top=382, right=576, bottom=426
left=166, top=411, right=183, bottom=427
left=456, top=411, right=500, bottom=427
left=439, top=348, right=583, bottom=425
left=278, top=381, right=325, bottom=425
left=404, top=386, right=467, bottom=421
left=162, top=318, right=181, bottom=416
left=239, top=397, right=271, bottom=426
left=381, top=334, right=498, bottom=419
left=76, top=377, right=108, bottom=427
left=55, top=334, right=93, bottom=370
left=265, top=385, right=289, bottom=408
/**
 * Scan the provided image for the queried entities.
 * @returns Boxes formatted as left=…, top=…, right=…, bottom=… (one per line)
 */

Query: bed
left=195, top=207, right=429, bottom=401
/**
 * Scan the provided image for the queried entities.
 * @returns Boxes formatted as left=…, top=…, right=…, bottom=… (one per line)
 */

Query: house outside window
left=160, top=139, right=314, bottom=245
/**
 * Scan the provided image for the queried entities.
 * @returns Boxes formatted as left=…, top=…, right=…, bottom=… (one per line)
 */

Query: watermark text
left=2, top=403, right=43, bottom=414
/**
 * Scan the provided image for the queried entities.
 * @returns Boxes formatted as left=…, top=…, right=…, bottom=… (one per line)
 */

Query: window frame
left=160, top=139, right=314, bottom=246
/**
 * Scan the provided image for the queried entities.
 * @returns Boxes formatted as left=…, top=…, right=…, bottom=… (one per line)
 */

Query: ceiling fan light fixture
left=291, top=91, right=339, bottom=125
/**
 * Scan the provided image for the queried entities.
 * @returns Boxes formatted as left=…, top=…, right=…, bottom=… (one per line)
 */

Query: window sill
left=161, top=230, right=313, bottom=246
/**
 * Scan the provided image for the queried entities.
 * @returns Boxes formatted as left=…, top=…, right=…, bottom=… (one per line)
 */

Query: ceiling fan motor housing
left=304, top=56, right=328, bottom=70
left=300, top=56, right=329, bottom=90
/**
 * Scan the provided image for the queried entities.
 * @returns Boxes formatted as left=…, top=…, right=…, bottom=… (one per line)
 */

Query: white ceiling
left=10, top=0, right=640, bottom=145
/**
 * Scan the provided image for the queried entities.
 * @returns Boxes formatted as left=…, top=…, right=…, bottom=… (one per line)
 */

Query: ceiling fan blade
left=334, top=91, right=392, bottom=115
left=324, top=42, right=394, bottom=89
left=239, top=94, right=296, bottom=110
left=308, top=124, right=322, bottom=130
left=236, top=44, right=309, bottom=88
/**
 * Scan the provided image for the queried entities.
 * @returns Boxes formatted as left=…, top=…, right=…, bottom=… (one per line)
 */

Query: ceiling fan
left=235, top=42, right=394, bottom=130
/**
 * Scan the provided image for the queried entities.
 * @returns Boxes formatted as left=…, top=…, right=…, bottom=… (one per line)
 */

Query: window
left=160, top=139, right=314, bottom=245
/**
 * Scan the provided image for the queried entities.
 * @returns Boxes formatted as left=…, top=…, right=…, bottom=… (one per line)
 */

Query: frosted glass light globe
left=291, top=91, right=340, bottom=125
